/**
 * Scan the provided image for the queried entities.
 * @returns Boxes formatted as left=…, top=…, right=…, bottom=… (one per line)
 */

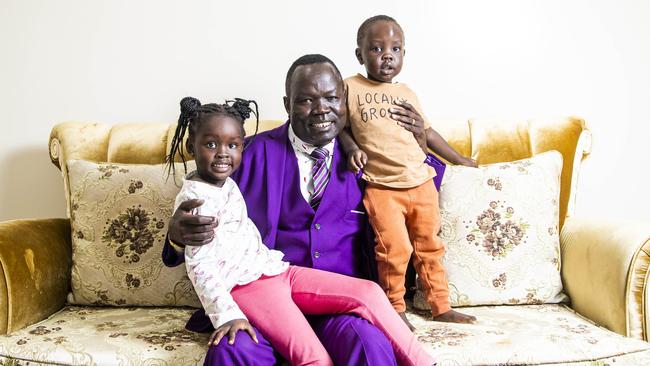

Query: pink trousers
left=231, top=265, right=434, bottom=366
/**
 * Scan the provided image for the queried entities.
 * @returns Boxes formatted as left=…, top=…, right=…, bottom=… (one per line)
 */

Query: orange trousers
left=363, top=179, right=450, bottom=316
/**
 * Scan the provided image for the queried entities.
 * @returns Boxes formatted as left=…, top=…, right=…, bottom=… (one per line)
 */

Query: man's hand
left=209, top=319, right=259, bottom=346
left=389, top=100, right=427, bottom=153
left=169, top=199, right=218, bottom=246
left=348, top=149, right=368, bottom=173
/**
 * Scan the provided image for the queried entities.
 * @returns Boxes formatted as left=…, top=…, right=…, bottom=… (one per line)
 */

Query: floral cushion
left=425, top=151, right=567, bottom=308
left=1, top=305, right=648, bottom=366
left=0, top=307, right=208, bottom=366
left=66, top=160, right=200, bottom=307
left=406, top=304, right=650, bottom=365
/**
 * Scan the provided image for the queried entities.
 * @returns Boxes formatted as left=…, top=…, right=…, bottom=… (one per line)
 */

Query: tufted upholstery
left=49, top=117, right=591, bottom=229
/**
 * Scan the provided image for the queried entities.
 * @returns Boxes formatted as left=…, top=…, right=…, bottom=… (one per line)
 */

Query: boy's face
left=186, top=115, right=244, bottom=187
left=356, top=20, right=405, bottom=83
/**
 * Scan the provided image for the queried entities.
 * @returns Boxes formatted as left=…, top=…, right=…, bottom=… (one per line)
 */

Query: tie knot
left=310, top=147, right=328, bottom=162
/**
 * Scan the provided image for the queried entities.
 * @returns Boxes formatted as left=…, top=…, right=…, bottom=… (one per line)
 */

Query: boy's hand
left=348, top=149, right=368, bottom=173
left=459, top=157, right=478, bottom=168
left=209, top=319, right=258, bottom=346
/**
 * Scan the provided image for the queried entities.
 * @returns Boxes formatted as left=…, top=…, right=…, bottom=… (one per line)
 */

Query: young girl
left=166, top=96, right=434, bottom=366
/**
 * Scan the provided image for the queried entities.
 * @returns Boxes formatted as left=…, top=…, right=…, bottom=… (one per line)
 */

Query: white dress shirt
left=287, top=124, right=335, bottom=202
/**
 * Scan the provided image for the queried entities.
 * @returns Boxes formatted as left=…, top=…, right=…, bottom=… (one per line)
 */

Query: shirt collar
left=288, top=122, right=335, bottom=157
left=356, top=73, right=400, bottom=85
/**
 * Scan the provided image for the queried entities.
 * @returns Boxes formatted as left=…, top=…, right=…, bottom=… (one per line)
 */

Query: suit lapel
left=260, top=123, right=290, bottom=245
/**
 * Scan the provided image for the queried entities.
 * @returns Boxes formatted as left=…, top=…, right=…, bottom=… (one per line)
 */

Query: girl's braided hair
left=165, top=96, right=259, bottom=178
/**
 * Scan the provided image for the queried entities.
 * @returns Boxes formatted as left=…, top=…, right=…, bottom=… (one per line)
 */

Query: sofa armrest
left=0, top=218, right=71, bottom=334
left=560, top=216, right=649, bottom=341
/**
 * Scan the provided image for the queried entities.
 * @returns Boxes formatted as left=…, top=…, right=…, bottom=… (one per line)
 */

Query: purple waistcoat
left=274, top=135, right=371, bottom=276
left=231, top=122, right=374, bottom=278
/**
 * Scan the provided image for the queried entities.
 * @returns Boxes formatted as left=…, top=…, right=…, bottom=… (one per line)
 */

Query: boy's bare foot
left=433, top=309, right=476, bottom=324
left=398, top=312, right=417, bottom=332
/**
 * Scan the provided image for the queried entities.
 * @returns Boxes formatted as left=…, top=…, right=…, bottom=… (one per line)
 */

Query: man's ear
left=355, top=48, right=364, bottom=65
left=283, top=96, right=290, bottom=115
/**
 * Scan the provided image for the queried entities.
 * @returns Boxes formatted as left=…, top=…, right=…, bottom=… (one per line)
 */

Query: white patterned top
left=175, top=174, right=289, bottom=328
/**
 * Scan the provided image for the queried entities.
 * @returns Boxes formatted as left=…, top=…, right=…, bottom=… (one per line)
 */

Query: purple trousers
left=202, top=313, right=397, bottom=365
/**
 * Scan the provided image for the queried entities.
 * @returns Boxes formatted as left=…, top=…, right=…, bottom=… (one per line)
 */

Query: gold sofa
left=0, top=118, right=649, bottom=365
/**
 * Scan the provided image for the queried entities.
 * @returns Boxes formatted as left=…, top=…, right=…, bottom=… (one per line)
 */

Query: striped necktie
left=310, top=147, right=330, bottom=209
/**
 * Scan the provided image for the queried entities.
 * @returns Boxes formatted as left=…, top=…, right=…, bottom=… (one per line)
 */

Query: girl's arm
left=174, top=189, right=247, bottom=329
left=186, top=248, right=247, bottom=329
left=425, top=128, right=477, bottom=167
left=186, top=247, right=258, bottom=345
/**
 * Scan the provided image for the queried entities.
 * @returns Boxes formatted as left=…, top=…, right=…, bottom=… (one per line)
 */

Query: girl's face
left=187, top=114, right=244, bottom=187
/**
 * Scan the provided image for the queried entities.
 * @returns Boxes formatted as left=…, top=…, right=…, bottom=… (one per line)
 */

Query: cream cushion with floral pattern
left=0, top=307, right=208, bottom=366
left=1, top=304, right=649, bottom=366
left=67, top=160, right=200, bottom=307
left=407, top=304, right=650, bottom=365
left=418, top=151, right=567, bottom=309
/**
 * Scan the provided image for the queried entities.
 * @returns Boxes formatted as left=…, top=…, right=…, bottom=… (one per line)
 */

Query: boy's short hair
left=356, top=15, right=403, bottom=46
left=285, top=54, right=342, bottom=96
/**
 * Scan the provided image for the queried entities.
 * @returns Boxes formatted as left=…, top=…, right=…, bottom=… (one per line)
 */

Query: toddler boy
left=340, top=15, right=477, bottom=329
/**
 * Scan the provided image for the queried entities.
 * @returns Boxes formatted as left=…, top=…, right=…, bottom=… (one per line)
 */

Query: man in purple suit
left=164, top=54, right=429, bottom=365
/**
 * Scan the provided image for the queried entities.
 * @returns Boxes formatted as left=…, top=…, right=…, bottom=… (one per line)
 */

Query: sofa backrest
left=49, top=117, right=590, bottom=229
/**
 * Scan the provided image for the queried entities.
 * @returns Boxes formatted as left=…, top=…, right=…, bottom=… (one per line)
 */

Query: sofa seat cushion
left=407, top=303, right=650, bottom=365
left=0, top=307, right=209, bottom=366
left=1, top=304, right=649, bottom=366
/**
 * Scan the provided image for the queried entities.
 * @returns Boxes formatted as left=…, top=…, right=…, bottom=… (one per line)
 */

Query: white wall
left=1, top=0, right=649, bottom=222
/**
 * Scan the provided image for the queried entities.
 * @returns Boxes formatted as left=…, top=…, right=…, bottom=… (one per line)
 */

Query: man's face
left=356, top=20, right=405, bottom=83
left=284, top=63, right=346, bottom=146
